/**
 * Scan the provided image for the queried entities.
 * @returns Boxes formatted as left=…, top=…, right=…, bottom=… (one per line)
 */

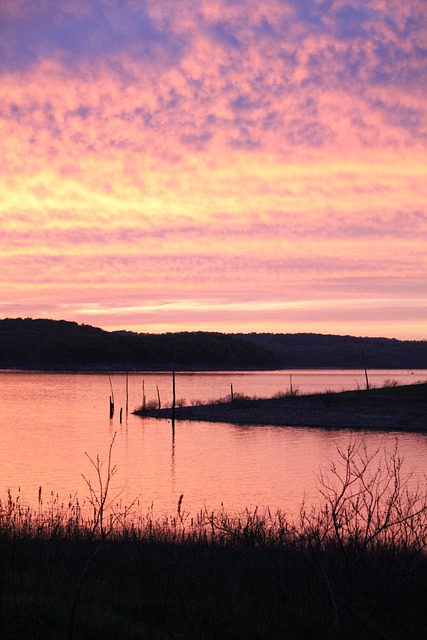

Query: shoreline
left=134, top=383, right=427, bottom=431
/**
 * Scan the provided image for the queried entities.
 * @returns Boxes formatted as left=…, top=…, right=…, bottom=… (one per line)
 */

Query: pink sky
left=1, top=0, right=426, bottom=339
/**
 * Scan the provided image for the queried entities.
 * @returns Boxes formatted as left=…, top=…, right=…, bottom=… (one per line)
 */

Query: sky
left=1, top=0, right=426, bottom=340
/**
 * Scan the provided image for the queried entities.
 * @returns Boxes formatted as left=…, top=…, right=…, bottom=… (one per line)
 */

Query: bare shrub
left=382, top=378, right=399, bottom=387
left=145, top=399, right=159, bottom=411
left=230, top=392, right=254, bottom=401
left=315, top=438, right=427, bottom=554
left=300, top=437, right=427, bottom=637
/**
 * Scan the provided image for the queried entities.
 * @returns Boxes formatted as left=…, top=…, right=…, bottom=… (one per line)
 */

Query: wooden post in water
left=156, top=385, right=161, bottom=410
left=171, top=368, right=176, bottom=426
left=125, top=373, right=129, bottom=415
left=362, top=351, right=370, bottom=390
left=120, top=407, right=123, bottom=424
left=230, top=383, right=234, bottom=401
left=108, top=374, right=115, bottom=418
left=142, top=380, right=146, bottom=410
left=290, top=374, right=293, bottom=396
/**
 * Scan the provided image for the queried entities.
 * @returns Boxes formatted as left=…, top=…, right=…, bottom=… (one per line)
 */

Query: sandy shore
left=135, top=384, right=427, bottom=431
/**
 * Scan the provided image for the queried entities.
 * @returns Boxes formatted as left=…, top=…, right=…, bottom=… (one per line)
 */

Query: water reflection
left=171, top=420, right=176, bottom=495
left=0, top=371, right=426, bottom=520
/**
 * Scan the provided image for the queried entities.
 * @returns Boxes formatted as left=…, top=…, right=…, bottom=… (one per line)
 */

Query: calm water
left=1, top=370, right=426, bottom=519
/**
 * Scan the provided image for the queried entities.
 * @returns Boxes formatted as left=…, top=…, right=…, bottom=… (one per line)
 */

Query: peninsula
left=135, top=383, right=427, bottom=432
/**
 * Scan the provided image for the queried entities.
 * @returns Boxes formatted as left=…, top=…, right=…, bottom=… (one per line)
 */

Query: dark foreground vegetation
left=1, top=439, right=426, bottom=639
left=1, top=317, right=427, bottom=370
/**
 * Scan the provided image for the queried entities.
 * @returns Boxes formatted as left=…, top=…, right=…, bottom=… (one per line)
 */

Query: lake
left=1, top=369, right=426, bottom=521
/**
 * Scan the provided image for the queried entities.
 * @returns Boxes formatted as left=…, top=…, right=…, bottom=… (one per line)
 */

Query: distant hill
left=237, top=333, right=427, bottom=370
left=0, top=318, right=277, bottom=371
left=0, top=318, right=426, bottom=371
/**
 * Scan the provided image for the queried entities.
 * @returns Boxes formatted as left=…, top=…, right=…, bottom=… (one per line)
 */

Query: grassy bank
left=135, top=382, right=427, bottom=431
left=1, top=440, right=426, bottom=639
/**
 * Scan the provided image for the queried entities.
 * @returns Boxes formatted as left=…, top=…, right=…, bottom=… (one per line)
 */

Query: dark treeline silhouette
left=239, top=332, right=427, bottom=369
left=0, top=317, right=426, bottom=370
left=0, top=318, right=277, bottom=370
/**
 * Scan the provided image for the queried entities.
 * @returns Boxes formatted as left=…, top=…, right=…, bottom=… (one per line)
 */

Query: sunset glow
left=1, top=1, right=426, bottom=339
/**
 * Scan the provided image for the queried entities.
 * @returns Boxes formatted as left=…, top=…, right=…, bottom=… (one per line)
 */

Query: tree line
left=0, top=318, right=426, bottom=370
left=0, top=318, right=277, bottom=370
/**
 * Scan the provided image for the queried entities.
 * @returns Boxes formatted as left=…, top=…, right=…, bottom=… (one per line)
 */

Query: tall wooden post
left=108, top=375, right=115, bottom=418
left=172, top=369, right=176, bottom=427
left=125, top=372, right=129, bottom=415
left=362, top=351, right=370, bottom=390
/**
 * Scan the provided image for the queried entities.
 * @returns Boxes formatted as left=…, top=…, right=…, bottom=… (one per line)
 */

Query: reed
left=1, top=439, right=426, bottom=639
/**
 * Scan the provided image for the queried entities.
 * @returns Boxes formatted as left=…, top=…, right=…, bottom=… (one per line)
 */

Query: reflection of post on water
left=170, top=417, right=176, bottom=493
left=171, top=366, right=176, bottom=465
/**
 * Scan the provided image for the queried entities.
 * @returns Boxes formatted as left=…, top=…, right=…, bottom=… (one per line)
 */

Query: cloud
left=2, top=1, right=426, bottom=162
left=0, top=0, right=186, bottom=71
left=0, top=0, right=426, bottom=338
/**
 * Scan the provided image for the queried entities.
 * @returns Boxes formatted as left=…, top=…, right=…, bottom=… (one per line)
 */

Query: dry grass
left=1, top=438, right=427, bottom=638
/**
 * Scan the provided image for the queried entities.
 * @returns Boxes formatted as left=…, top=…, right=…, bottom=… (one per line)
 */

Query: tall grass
left=0, top=438, right=426, bottom=639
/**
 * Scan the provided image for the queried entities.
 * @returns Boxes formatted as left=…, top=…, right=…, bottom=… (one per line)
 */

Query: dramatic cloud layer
left=1, top=0, right=426, bottom=338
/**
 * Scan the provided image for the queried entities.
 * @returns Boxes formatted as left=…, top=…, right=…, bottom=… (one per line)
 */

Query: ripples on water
left=0, top=370, right=426, bottom=519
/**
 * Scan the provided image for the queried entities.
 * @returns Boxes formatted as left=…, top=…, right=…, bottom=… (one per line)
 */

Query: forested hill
left=0, top=318, right=426, bottom=371
left=238, top=333, right=427, bottom=370
left=0, top=318, right=277, bottom=370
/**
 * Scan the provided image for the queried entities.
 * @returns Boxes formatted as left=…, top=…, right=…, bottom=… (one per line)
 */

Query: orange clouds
left=0, top=1, right=426, bottom=338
